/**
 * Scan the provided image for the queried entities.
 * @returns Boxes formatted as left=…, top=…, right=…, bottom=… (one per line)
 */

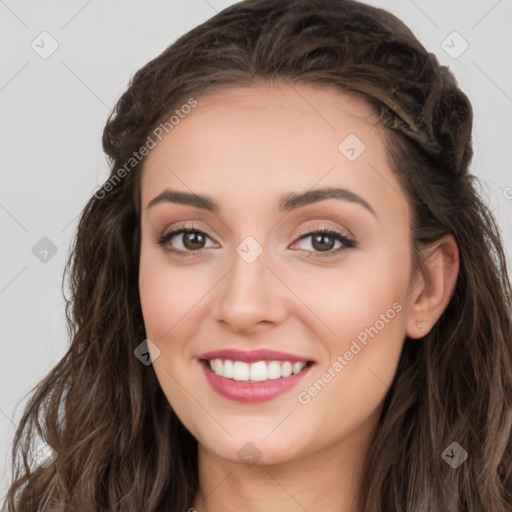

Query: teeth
left=293, top=361, right=305, bottom=374
left=249, top=361, right=267, bottom=382
left=223, top=359, right=234, bottom=378
left=208, top=359, right=308, bottom=382
left=267, top=361, right=281, bottom=379
left=281, top=362, right=293, bottom=378
left=233, top=361, right=250, bottom=381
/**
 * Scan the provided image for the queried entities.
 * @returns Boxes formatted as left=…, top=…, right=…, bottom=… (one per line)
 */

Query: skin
left=138, top=82, right=459, bottom=512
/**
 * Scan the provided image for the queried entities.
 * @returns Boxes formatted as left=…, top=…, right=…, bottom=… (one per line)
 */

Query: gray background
left=1, top=0, right=511, bottom=498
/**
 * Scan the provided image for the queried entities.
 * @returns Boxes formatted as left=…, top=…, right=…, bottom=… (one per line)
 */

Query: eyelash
left=154, top=224, right=357, bottom=258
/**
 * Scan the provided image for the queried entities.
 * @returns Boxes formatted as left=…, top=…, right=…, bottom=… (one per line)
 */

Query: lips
left=198, top=348, right=315, bottom=403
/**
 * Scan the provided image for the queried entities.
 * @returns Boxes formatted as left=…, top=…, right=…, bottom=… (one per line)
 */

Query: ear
left=405, top=234, right=459, bottom=339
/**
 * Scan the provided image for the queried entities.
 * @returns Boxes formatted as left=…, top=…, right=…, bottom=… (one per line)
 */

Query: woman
left=5, top=0, right=512, bottom=510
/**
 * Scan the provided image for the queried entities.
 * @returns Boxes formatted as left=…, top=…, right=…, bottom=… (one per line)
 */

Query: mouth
left=198, top=350, right=315, bottom=403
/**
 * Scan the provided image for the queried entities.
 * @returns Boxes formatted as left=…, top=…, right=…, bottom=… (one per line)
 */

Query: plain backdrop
left=1, top=0, right=511, bottom=499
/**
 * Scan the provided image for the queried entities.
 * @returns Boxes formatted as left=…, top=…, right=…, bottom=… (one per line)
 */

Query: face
left=138, top=82, right=415, bottom=467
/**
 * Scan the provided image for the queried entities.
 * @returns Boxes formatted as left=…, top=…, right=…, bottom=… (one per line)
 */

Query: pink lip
left=200, top=361, right=313, bottom=404
left=198, top=348, right=313, bottom=363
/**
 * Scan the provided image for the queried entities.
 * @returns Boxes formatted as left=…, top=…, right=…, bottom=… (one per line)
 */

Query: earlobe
left=405, top=234, right=459, bottom=339
left=415, top=317, right=426, bottom=334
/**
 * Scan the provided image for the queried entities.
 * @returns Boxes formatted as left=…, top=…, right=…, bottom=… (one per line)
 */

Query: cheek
left=138, top=247, right=208, bottom=342
left=138, top=249, right=205, bottom=421
left=282, top=236, right=411, bottom=347
left=292, top=243, right=410, bottom=424
left=139, top=264, right=177, bottom=341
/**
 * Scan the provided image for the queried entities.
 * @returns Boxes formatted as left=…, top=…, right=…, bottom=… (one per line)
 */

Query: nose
left=214, top=246, right=289, bottom=334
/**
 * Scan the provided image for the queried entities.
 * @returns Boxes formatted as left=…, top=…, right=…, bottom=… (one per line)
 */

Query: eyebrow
left=146, top=187, right=376, bottom=216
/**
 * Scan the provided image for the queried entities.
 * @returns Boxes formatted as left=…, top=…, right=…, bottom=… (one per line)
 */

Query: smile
left=198, top=349, right=315, bottom=403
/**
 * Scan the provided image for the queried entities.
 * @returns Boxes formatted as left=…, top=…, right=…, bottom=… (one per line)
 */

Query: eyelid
left=294, top=224, right=351, bottom=240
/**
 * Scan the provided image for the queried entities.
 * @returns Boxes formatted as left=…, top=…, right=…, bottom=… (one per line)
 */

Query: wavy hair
left=5, top=0, right=512, bottom=510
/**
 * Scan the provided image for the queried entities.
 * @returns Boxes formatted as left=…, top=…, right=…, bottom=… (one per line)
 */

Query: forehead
left=139, top=82, right=407, bottom=225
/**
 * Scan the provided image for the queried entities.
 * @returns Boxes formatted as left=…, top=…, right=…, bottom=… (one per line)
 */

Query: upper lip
left=198, top=348, right=315, bottom=363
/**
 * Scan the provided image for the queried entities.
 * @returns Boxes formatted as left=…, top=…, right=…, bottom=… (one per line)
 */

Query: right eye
left=155, top=226, right=218, bottom=255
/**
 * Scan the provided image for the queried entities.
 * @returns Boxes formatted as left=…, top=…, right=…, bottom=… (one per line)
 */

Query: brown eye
left=181, top=231, right=206, bottom=250
left=310, top=233, right=336, bottom=252
left=293, top=228, right=357, bottom=256
left=157, top=227, right=217, bottom=255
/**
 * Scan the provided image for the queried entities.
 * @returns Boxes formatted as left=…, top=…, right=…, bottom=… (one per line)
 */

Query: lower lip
left=200, top=362, right=312, bottom=404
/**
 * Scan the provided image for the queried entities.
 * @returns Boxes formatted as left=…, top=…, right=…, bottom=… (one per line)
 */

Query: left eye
left=291, top=228, right=356, bottom=255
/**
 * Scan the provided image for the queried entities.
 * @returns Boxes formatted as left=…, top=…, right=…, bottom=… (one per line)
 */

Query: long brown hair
left=5, top=1, right=512, bottom=510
